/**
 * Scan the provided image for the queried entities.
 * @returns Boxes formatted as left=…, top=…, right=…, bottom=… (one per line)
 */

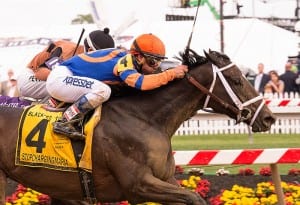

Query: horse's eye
left=231, top=77, right=242, bottom=85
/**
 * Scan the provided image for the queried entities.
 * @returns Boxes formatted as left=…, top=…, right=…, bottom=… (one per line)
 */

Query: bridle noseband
left=186, top=63, right=265, bottom=127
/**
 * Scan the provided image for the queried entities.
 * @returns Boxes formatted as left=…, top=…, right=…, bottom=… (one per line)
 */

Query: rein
left=186, top=63, right=265, bottom=127
left=185, top=72, right=239, bottom=114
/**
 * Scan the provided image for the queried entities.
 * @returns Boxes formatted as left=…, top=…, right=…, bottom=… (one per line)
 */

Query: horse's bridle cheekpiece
left=186, top=63, right=265, bottom=128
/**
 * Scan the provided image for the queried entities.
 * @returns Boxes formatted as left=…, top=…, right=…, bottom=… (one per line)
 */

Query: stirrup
left=54, top=129, right=86, bottom=141
left=57, top=118, right=82, bottom=125
left=53, top=120, right=86, bottom=140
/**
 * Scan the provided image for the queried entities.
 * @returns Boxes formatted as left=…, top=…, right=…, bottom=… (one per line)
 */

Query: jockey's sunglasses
left=143, top=54, right=163, bottom=67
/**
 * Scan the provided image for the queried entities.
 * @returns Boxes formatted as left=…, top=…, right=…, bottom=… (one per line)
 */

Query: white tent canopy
left=0, top=1, right=298, bottom=77
left=89, top=0, right=299, bottom=74
left=0, top=24, right=98, bottom=79
left=114, top=18, right=298, bottom=74
left=222, top=18, right=298, bottom=73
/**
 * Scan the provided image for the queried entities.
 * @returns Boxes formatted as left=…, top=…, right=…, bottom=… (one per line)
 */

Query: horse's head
left=185, top=49, right=276, bottom=132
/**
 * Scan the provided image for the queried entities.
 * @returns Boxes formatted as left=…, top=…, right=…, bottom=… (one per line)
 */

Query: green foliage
left=71, top=14, right=94, bottom=24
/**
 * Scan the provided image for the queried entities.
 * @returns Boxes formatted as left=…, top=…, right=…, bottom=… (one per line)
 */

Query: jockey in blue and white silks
left=46, top=33, right=188, bottom=140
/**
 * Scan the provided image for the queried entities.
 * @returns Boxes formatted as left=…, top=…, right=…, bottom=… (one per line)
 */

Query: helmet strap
left=86, top=34, right=97, bottom=51
left=133, top=40, right=143, bottom=54
left=132, top=55, right=143, bottom=72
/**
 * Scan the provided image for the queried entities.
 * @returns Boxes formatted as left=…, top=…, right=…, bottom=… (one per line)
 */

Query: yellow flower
left=181, top=179, right=188, bottom=186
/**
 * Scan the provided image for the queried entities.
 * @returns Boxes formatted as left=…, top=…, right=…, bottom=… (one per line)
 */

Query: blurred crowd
left=245, top=60, right=300, bottom=97
left=0, top=68, right=19, bottom=97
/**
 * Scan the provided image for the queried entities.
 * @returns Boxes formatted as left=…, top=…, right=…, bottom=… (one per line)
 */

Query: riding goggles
left=143, top=54, right=163, bottom=68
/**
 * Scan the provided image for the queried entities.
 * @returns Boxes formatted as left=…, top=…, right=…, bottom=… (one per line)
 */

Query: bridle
left=185, top=63, right=265, bottom=127
left=180, top=0, right=264, bottom=127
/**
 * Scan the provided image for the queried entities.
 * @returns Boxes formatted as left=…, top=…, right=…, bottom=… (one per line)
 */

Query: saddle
left=42, top=97, right=70, bottom=112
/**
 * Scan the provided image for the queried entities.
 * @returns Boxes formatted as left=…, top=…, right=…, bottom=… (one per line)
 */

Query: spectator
left=264, top=83, right=273, bottom=94
left=265, top=70, right=284, bottom=94
left=254, top=63, right=270, bottom=94
left=297, top=54, right=300, bottom=72
left=279, top=62, right=298, bottom=94
left=296, top=70, right=300, bottom=93
left=289, top=59, right=298, bottom=73
left=1, top=69, right=19, bottom=97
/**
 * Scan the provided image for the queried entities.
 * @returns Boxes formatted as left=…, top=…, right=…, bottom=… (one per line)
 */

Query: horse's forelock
left=176, top=49, right=207, bottom=69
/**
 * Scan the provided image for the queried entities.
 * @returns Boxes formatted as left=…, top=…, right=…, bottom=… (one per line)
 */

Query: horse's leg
left=0, top=170, right=7, bottom=205
left=6, top=179, right=18, bottom=196
left=164, top=176, right=203, bottom=205
left=166, top=176, right=180, bottom=187
left=126, top=172, right=207, bottom=205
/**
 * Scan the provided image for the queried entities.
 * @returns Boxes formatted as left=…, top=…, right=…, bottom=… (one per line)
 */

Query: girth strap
left=77, top=168, right=97, bottom=204
left=71, top=140, right=97, bottom=204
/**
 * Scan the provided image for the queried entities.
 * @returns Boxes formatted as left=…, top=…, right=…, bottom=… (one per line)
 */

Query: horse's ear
left=204, top=49, right=214, bottom=63
left=206, top=49, right=231, bottom=67
left=203, top=50, right=209, bottom=58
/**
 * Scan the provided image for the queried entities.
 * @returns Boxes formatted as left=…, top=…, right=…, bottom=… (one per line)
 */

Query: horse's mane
left=109, top=84, right=140, bottom=98
left=175, top=48, right=208, bottom=68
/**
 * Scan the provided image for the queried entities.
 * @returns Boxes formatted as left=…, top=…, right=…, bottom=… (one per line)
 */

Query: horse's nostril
left=264, top=115, right=276, bottom=126
left=252, top=114, right=276, bottom=132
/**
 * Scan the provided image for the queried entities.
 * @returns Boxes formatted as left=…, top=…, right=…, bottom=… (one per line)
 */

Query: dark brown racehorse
left=0, top=49, right=275, bottom=205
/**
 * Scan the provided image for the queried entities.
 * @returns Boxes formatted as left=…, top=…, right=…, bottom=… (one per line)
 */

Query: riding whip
left=183, top=0, right=201, bottom=65
left=72, top=28, right=85, bottom=56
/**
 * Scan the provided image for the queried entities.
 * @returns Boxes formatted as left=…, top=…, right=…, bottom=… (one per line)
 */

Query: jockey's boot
left=53, top=95, right=94, bottom=140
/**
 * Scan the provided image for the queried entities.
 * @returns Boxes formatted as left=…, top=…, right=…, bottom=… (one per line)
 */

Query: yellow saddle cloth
left=15, top=104, right=101, bottom=172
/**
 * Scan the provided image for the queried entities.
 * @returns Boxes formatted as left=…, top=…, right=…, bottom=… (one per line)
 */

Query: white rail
left=175, top=92, right=300, bottom=135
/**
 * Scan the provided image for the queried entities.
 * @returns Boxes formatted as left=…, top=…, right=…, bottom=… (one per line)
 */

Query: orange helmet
left=130, top=33, right=166, bottom=59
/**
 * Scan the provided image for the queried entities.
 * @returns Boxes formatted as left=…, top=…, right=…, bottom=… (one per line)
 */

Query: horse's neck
left=108, top=80, right=203, bottom=137
left=153, top=90, right=197, bottom=133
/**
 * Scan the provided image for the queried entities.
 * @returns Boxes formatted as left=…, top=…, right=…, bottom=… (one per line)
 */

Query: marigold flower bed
left=177, top=174, right=300, bottom=201
left=6, top=175, right=300, bottom=205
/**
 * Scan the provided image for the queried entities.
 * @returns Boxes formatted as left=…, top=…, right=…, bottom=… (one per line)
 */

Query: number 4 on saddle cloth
left=15, top=104, right=101, bottom=172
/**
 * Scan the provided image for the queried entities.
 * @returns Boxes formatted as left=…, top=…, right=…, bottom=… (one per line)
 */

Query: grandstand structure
left=228, top=16, right=298, bottom=32
left=166, top=0, right=299, bottom=32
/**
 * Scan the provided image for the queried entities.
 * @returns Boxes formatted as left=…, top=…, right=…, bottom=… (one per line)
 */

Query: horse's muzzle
left=252, top=112, right=276, bottom=132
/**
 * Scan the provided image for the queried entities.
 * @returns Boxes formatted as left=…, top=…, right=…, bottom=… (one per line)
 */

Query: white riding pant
left=46, top=65, right=111, bottom=108
left=17, top=68, right=49, bottom=100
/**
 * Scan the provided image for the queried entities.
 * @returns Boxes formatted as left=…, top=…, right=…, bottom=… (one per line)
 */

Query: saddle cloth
left=0, top=96, right=32, bottom=108
left=15, top=104, right=101, bottom=172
